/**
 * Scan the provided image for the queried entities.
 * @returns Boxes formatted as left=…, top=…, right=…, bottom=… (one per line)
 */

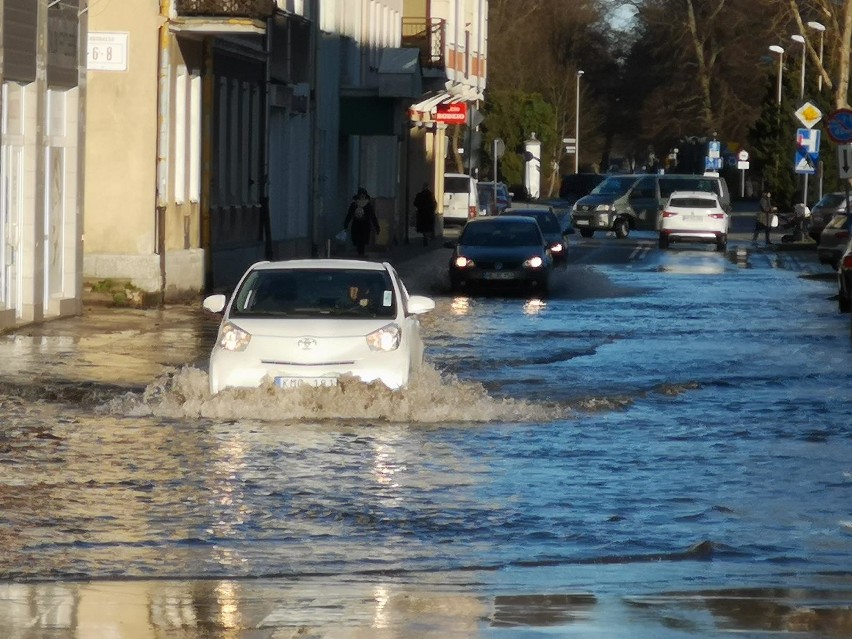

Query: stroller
left=779, top=203, right=811, bottom=243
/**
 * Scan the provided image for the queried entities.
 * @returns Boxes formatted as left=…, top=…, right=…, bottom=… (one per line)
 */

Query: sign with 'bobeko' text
left=435, top=103, right=467, bottom=123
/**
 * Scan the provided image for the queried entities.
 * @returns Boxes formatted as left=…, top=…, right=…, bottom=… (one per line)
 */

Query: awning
left=377, top=48, right=422, bottom=98
left=408, top=84, right=484, bottom=122
left=408, top=90, right=454, bottom=122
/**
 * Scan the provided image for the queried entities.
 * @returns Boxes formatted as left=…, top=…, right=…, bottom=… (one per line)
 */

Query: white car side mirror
left=203, top=294, right=227, bottom=313
left=407, top=295, right=435, bottom=315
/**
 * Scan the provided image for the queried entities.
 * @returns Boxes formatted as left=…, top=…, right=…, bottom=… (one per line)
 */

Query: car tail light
left=835, top=231, right=850, bottom=240
left=549, top=242, right=564, bottom=253
left=709, top=213, right=726, bottom=219
left=662, top=210, right=677, bottom=218
left=843, top=254, right=852, bottom=269
left=468, top=205, right=478, bottom=218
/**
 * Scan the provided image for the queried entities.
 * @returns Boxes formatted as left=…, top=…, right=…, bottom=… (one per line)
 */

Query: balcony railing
left=175, top=0, right=277, bottom=20
left=402, top=18, right=445, bottom=69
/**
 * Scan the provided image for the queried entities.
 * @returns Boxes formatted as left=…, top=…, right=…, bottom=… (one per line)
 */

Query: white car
left=658, top=190, right=729, bottom=251
left=202, top=259, right=435, bottom=394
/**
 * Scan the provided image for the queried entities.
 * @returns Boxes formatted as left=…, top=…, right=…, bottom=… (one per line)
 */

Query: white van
left=443, top=173, right=479, bottom=225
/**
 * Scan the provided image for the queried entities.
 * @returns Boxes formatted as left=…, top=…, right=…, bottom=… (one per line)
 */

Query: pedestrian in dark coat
left=344, top=187, right=380, bottom=256
left=413, top=183, right=437, bottom=245
left=752, top=189, right=776, bottom=245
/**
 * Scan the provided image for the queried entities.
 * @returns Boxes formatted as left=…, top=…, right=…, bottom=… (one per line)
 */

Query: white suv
left=658, top=191, right=729, bottom=251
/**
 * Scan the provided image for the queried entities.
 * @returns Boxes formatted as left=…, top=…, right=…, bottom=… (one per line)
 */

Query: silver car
left=817, top=214, right=852, bottom=269
left=809, top=192, right=852, bottom=241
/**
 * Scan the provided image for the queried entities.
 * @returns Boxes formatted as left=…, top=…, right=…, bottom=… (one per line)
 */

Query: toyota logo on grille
left=297, top=337, right=317, bottom=350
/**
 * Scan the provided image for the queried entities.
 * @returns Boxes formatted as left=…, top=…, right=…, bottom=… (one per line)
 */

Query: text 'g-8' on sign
left=87, top=32, right=129, bottom=72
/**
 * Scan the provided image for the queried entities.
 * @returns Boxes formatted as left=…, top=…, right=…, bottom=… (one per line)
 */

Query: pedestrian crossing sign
left=794, top=128, right=820, bottom=175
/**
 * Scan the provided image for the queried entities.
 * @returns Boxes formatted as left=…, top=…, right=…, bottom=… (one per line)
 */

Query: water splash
left=103, top=364, right=569, bottom=424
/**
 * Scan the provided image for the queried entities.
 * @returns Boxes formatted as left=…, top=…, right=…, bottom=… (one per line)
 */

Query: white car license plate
left=484, top=271, right=517, bottom=280
left=274, top=376, right=338, bottom=389
left=574, top=219, right=588, bottom=225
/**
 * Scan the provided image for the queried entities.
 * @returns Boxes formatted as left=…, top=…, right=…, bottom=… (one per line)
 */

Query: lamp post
left=807, top=21, right=826, bottom=92
left=574, top=70, right=584, bottom=174
left=768, top=45, right=784, bottom=105
left=792, top=34, right=806, bottom=100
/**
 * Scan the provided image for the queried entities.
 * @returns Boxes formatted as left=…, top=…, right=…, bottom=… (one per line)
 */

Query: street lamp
left=768, top=45, right=784, bottom=105
left=574, top=70, right=584, bottom=174
left=792, top=34, right=806, bottom=100
left=807, top=20, right=826, bottom=92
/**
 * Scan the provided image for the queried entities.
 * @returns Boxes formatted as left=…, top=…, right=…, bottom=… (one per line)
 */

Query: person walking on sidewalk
left=344, top=187, right=380, bottom=256
left=413, top=182, right=437, bottom=246
left=753, top=189, right=776, bottom=245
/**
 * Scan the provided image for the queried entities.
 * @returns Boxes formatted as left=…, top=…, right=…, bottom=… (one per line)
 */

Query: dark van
left=571, top=173, right=731, bottom=238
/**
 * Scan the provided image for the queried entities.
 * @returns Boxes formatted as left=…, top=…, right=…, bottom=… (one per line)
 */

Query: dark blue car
left=448, top=216, right=553, bottom=294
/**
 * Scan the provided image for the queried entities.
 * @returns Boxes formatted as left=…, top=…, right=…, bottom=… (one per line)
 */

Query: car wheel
left=716, top=235, right=727, bottom=252
left=614, top=217, right=630, bottom=239
left=658, top=234, right=669, bottom=250
left=840, top=293, right=851, bottom=313
left=580, top=228, right=594, bottom=238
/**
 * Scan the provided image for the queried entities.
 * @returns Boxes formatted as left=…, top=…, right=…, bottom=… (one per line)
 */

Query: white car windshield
left=231, top=268, right=397, bottom=319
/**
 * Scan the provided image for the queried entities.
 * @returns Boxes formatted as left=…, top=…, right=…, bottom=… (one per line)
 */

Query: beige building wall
left=83, top=1, right=162, bottom=291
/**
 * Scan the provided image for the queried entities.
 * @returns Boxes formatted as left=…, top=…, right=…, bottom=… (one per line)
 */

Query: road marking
left=629, top=241, right=654, bottom=261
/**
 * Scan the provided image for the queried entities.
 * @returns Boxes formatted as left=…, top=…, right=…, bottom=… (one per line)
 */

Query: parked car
left=443, top=172, right=479, bottom=225
left=500, top=205, right=568, bottom=263
left=808, top=192, right=852, bottom=241
left=477, top=181, right=511, bottom=216
left=448, top=216, right=553, bottom=294
left=817, top=214, right=852, bottom=270
left=658, top=191, right=729, bottom=251
left=572, top=173, right=731, bottom=239
left=836, top=237, right=852, bottom=312
left=201, top=259, right=435, bottom=394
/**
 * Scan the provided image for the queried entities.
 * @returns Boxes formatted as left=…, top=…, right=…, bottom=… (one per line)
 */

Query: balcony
left=402, top=18, right=445, bottom=69
left=175, top=0, right=277, bottom=20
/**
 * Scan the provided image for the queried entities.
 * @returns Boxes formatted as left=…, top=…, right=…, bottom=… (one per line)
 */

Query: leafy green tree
left=481, top=90, right=556, bottom=187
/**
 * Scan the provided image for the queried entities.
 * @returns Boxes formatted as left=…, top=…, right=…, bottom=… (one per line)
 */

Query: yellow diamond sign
left=795, top=101, right=823, bottom=129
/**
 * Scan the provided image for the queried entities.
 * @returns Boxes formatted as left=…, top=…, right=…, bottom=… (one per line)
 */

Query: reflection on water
left=2, top=580, right=851, bottom=638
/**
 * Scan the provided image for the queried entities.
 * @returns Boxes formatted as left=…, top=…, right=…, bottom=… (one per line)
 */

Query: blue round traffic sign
left=826, top=108, right=852, bottom=144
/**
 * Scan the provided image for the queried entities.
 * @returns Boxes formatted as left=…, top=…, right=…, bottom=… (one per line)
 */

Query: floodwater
left=1, top=242, right=851, bottom=638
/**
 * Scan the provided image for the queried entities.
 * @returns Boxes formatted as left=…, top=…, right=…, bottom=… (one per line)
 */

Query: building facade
left=2, top=1, right=488, bottom=330
left=0, top=0, right=87, bottom=331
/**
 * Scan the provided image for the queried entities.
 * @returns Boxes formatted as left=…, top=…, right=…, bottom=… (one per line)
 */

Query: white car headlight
left=367, top=323, right=401, bottom=352
left=524, top=256, right=544, bottom=269
left=595, top=204, right=612, bottom=212
left=217, top=321, right=251, bottom=352
left=454, top=255, right=475, bottom=268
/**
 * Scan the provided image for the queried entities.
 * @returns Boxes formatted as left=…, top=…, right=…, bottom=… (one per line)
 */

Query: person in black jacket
left=413, top=183, right=437, bottom=245
left=752, top=189, right=776, bottom=245
left=343, top=187, right=380, bottom=256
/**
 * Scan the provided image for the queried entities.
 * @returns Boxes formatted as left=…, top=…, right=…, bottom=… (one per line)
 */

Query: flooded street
left=1, top=236, right=852, bottom=638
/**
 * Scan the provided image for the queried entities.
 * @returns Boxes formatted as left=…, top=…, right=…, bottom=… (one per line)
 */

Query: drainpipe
left=155, top=0, right=171, bottom=304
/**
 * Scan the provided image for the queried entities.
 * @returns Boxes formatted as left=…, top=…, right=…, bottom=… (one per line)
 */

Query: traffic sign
left=737, top=150, right=749, bottom=162
left=794, top=128, right=820, bottom=174
left=708, top=140, right=720, bottom=159
left=838, top=144, right=852, bottom=179
left=795, top=102, right=822, bottom=129
left=826, top=108, right=852, bottom=144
